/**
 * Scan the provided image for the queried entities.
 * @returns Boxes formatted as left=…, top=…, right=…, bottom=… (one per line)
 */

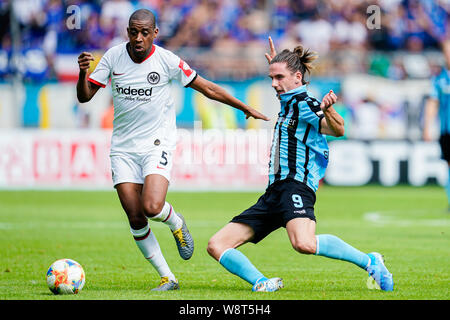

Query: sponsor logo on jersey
left=115, top=84, right=153, bottom=96
left=147, top=72, right=160, bottom=84
left=287, top=118, right=297, bottom=129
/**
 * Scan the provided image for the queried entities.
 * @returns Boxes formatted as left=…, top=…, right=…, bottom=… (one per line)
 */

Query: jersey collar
left=126, top=43, right=156, bottom=64
left=279, top=85, right=307, bottom=102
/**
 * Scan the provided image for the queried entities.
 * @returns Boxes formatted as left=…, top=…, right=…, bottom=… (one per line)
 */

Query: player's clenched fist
left=78, top=52, right=95, bottom=72
left=320, top=90, right=337, bottom=111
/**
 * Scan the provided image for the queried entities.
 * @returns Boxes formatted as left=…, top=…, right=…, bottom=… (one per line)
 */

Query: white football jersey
left=88, top=42, right=197, bottom=153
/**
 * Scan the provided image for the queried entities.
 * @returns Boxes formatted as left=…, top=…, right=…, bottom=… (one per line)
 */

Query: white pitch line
left=0, top=220, right=225, bottom=230
left=363, top=211, right=450, bottom=227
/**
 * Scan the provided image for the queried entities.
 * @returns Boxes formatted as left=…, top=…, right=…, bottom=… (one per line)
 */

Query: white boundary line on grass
left=363, top=210, right=450, bottom=227
left=0, top=220, right=225, bottom=230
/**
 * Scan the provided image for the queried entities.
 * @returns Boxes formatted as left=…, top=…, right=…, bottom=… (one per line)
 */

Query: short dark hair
left=129, top=9, right=156, bottom=29
left=270, top=45, right=318, bottom=85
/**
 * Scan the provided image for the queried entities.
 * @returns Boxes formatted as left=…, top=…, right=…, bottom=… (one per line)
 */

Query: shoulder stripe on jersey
left=305, top=96, right=325, bottom=133
left=294, top=92, right=308, bottom=105
left=306, top=97, right=322, bottom=115
left=302, top=123, right=312, bottom=184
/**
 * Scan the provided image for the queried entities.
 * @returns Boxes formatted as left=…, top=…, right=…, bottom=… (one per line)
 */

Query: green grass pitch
left=0, top=185, right=449, bottom=300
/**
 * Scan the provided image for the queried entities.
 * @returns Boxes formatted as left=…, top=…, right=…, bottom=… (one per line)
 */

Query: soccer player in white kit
left=76, top=9, right=269, bottom=291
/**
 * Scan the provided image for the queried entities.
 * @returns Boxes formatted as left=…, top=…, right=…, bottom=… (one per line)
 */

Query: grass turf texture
left=0, top=185, right=448, bottom=300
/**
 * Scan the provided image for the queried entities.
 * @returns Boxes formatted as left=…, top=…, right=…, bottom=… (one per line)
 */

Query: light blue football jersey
left=430, top=68, right=450, bottom=135
left=268, top=85, right=329, bottom=192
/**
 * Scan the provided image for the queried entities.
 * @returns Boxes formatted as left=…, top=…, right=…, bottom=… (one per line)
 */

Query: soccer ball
left=46, top=259, right=85, bottom=294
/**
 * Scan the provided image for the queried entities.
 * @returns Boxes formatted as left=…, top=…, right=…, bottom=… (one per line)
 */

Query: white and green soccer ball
left=46, top=259, right=85, bottom=295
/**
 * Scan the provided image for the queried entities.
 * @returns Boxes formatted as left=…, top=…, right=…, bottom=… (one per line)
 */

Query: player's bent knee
left=142, top=200, right=165, bottom=217
left=206, top=238, right=224, bottom=260
left=292, top=239, right=316, bottom=254
left=206, top=238, right=218, bottom=258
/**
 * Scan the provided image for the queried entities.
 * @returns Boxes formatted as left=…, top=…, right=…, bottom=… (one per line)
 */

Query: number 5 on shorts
left=160, top=151, right=168, bottom=166
left=292, top=194, right=303, bottom=208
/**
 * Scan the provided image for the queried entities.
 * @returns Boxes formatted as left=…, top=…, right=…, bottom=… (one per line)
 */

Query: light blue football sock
left=219, top=248, right=268, bottom=285
left=315, top=234, right=370, bottom=270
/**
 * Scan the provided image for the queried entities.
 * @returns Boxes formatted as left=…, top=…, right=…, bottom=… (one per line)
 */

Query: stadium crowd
left=0, top=0, right=449, bottom=80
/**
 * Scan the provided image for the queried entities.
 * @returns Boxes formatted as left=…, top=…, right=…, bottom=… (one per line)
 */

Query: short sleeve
left=88, top=50, right=112, bottom=88
left=299, top=97, right=324, bottom=130
left=165, top=50, right=197, bottom=87
left=429, top=76, right=439, bottom=100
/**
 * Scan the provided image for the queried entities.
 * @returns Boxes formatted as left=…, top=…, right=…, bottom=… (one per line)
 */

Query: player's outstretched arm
left=77, top=52, right=101, bottom=103
left=319, top=90, right=345, bottom=137
left=189, top=75, right=270, bottom=121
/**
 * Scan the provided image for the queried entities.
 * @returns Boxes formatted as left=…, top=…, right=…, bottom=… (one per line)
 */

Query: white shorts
left=110, top=147, right=173, bottom=187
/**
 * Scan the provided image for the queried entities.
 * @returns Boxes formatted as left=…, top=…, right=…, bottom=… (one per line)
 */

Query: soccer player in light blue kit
left=207, top=38, right=394, bottom=292
left=424, top=40, right=450, bottom=209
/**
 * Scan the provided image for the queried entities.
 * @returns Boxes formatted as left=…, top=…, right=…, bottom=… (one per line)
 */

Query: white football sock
left=131, top=224, right=176, bottom=281
left=149, top=202, right=183, bottom=231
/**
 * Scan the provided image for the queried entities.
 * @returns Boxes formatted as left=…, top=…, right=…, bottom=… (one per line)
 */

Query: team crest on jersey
left=147, top=72, right=160, bottom=84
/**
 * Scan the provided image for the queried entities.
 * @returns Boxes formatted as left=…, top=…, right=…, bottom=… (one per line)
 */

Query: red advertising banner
left=0, top=130, right=445, bottom=190
left=0, top=130, right=271, bottom=190
left=0, top=131, right=113, bottom=189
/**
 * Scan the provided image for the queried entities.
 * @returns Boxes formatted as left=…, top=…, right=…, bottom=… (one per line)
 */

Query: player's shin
left=219, top=248, right=268, bottom=285
left=315, top=234, right=370, bottom=270
left=131, top=224, right=176, bottom=281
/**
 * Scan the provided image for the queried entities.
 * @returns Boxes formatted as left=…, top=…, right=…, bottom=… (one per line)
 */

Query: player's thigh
left=141, top=174, right=169, bottom=216
left=139, top=147, right=173, bottom=215
left=286, top=217, right=317, bottom=254
left=115, top=182, right=146, bottom=226
left=207, top=222, right=255, bottom=260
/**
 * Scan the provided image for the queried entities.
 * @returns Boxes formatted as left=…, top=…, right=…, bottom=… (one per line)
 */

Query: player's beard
left=133, top=47, right=147, bottom=59
left=130, top=43, right=149, bottom=61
